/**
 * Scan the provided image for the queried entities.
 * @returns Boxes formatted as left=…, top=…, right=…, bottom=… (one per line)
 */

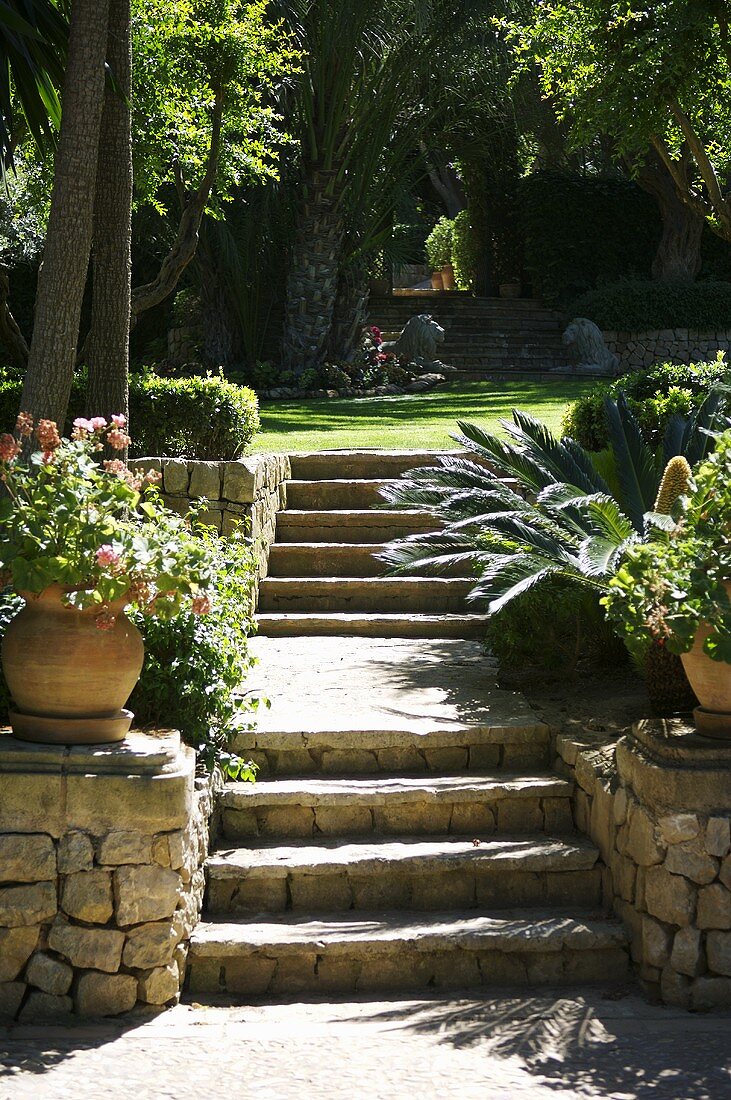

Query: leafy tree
left=510, top=0, right=731, bottom=276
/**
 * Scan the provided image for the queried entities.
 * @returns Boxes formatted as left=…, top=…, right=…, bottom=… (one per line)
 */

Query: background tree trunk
left=20, top=0, right=111, bottom=426
left=280, top=163, right=344, bottom=374
left=635, top=149, right=704, bottom=281
left=85, top=0, right=132, bottom=424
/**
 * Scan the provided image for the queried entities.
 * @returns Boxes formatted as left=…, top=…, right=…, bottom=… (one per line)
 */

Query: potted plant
left=604, top=433, right=731, bottom=738
left=0, top=413, right=215, bottom=745
left=425, top=217, right=454, bottom=291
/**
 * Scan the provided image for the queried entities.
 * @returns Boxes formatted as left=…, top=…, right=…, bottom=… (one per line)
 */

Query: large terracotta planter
left=2, top=585, right=144, bottom=744
left=681, top=588, right=731, bottom=738
left=430, top=270, right=444, bottom=291
left=441, top=264, right=456, bottom=291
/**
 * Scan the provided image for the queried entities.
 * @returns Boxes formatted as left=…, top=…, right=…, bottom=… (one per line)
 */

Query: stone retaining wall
left=554, top=721, right=731, bottom=1009
left=604, top=329, right=730, bottom=372
left=128, top=453, right=290, bottom=579
left=0, top=730, right=217, bottom=1021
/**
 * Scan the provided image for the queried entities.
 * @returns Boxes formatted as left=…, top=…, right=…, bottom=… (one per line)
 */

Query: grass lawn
left=251, top=379, right=595, bottom=453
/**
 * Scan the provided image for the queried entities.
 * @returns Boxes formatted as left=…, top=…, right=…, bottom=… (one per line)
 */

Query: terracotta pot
left=499, top=281, right=521, bottom=299
left=2, top=585, right=144, bottom=744
left=441, top=264, right=456, bottom=291
left=680, top=585, right=731, bottom=738
left=430, top=270, right=444, bottom=291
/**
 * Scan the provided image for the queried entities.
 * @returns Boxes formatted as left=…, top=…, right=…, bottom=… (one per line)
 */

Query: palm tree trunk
left=85, top=0, right=132, bottom=423
left=20, top=0, right=111, bottom=426
left=280, top=164, right=344, bottom=373
left=328, top=258, right=370, bottom=362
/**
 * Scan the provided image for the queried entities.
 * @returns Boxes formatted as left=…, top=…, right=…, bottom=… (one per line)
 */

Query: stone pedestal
left=0, top=729, right=214, bottom=1021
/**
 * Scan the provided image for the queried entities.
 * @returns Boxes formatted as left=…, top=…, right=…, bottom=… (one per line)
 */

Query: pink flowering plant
left=0, top=413, right=215, bottom=629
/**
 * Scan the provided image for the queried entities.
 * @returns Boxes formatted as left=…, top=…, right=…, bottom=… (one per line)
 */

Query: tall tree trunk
left=635, top=149, right=704, bottom=281
left=328, top=257, right=370, bottom=362
left=85, top=0, right=132, bottom=424
left=20, top=0, right=111, bottom=426
left=280, top=163, right=344, bottom=374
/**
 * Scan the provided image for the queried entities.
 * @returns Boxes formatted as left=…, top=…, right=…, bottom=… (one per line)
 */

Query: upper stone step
left=275, top=509, right=440, bottom=543
left=219, top=772, right=574, bottom=840
left=288, top=451, right=460, bottom=481
left=257, top=577, right=473, bottom=614
left=187, top=909, right=630, bottom=996
left=256, top=612, right=491, bottom=638
left=204, top=835, right=600, bottom=914
left=266, top=543, right=391, bottom=578
left=285, top=479, right=390, bottom=511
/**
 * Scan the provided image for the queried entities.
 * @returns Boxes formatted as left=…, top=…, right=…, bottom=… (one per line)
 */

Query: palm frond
left=604, top=394, right=659, bottom=531
left=507, top=408, right=610, bottom=494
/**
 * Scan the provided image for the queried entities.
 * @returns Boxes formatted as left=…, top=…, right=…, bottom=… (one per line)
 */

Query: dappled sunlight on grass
left=251, top=380, right=595, bottom=452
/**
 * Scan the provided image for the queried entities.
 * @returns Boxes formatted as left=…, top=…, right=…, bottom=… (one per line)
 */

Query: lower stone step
left=285, top=480, right=390, bottom=510
left=205, top=835, right=601, bottom=914
left=256, top=612, right=491, bottom=638
left=276, top=510, right=440, bottom=544
left=257, top=577, right=473, bottom=614
left=267, top=543, right=392, bottom=578
left=187, top=910, right=629, bottom=996
left=219, top=773, right=574, bottom=839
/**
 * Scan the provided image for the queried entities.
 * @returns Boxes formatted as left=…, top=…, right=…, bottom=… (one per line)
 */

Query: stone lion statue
left=382, top=314, right=445, bottom=361
left=562, top=317, right=619, bottom=376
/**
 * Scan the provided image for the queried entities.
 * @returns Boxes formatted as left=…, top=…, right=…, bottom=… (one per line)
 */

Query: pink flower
left=95, top=545, right=122, bottom=570
left=191, top=595, right=212, bottom=616
left=104, top=459, right=127, bottom=477
left=111, top=414, right=127, bottom=428
left=73, top=417, right=94, bottom=433
left=144, top=468, right=162, bottom=484
left=95, top=610, right=116, bottom=631
left=370, top=325, right=382, bottom=342
left=42, top=451, right=56, bottom=465
left=36, top=420, right=60, bottom=451
left=0, top=434, right=20, bottom=462
left=107, top=428, right=131, bottom=452
left=15, top=412, right=33, bottom=438
left=90, top=417, right=108, bottom=431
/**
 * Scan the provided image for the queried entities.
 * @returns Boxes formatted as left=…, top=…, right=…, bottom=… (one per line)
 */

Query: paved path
left=1, top=991, right=729, bottom=1099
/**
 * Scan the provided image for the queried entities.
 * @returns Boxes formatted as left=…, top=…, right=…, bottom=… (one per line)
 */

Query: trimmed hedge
left=561, top=357, right=731, bottom=450
left=452, top=209, right=479, bottom=291
left=0, top=369, right=260, bottom=459
left=570, top=279, right=731, bottom=331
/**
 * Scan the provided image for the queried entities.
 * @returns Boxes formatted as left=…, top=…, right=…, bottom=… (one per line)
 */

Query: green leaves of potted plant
left=604, top=431, right=731, bottom=738
left=0, top=413, right=216, bottom=744
left=425, top=217, right=454, bottom=291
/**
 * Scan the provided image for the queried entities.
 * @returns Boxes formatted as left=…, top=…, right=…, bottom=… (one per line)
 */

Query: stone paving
left=1, top=990, right=729, bottom=1099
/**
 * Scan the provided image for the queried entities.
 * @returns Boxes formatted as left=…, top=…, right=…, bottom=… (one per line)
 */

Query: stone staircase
left=370, top=292, right=568, bottom=379
left=256, top=450, right=491, bottom=639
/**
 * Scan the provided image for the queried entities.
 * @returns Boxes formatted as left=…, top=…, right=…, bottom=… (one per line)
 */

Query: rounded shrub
left=425, top=216, right=454, bottom=270
left=452, top=209, right=479, bottom=291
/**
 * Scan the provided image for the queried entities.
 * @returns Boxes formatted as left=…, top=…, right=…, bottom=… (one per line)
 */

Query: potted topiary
left=0, top=413, right=215, bottom=745
left=604, top=434, right=731, bottom=738
left=425, top=217, right=454, bottom=291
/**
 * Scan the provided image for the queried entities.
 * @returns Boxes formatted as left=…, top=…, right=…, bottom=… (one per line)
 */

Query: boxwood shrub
left=0, top=369, right=259, bottom=459
left=561, top=356, right=731, bottom=450
left=569, top=279, right=731, bottom=331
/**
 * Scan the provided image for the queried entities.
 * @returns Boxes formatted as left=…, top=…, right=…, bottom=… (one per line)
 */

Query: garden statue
left=562, top=317, right=619, bottom=376
left=382, top=314, right=450, bottom=374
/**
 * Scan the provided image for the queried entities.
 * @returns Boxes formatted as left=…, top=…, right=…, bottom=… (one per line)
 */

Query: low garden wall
left=128, top=453, right=290, bottom=579
left=604, top=329, right=731, bottom=372
left=554, top=721, right=731, bottom=1009
left=0, top=729, right=218, bottom=1021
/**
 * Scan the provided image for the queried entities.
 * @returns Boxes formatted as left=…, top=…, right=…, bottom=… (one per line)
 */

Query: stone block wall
left=128, top=453, right=290, bottom=579
left=604, top=329, right=731, bottom=372
left=0, top=730, right=217, bottom=1021
left=554, top=723, right=731, bottom=1010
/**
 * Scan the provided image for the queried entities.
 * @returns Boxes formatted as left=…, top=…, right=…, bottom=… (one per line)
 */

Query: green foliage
left=518, top=172, right=658, bottom=304
left=0, top=369, right=259, bottom=459
left=425, top=216, right=453, bottom=270
left=571, top=280, right=731, bottom=331
left=129, top=527, right=261, bottom=776
left=604, top=430, right=731, bottom=662
left=0, top=416, right=215, bottom=619
left=485, top=578, right=624, bottom=673
left=562, top=357, right=731, bottom=451
left=451, top=209, right=479, bottom=291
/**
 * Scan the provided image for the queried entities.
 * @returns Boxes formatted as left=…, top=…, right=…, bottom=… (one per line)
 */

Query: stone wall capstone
left=0, top=730, right=218, bottom=1021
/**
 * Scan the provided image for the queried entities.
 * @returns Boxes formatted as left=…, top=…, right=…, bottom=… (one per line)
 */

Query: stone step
left=288, top=451, right=459, bottom=481
left=276, top=509, right=440, bottom=543
left=255, top=612, right=491, bottom=638
left=257, top=577, right=473, bottom=614
left=187, top=909, right=630, bottom=996
left=285, top=479, right=390, bottom=510
left=219, top=773, right=574, bottom=840
left=205, top=835, right=600, bottom=914
left=267, top=543, right=390, bottom=578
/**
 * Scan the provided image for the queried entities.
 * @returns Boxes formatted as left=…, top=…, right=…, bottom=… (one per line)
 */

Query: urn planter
left=440, top=264, right=456, bottom=291
left=2, top=585, right=145, bottom=744
left=430, top=271, right=444, bottom=291
left=681, top=582, right=731, bottom=739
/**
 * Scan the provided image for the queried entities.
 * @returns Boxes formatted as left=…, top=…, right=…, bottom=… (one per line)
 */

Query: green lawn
left=251, top=379, right=595, bottom=453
